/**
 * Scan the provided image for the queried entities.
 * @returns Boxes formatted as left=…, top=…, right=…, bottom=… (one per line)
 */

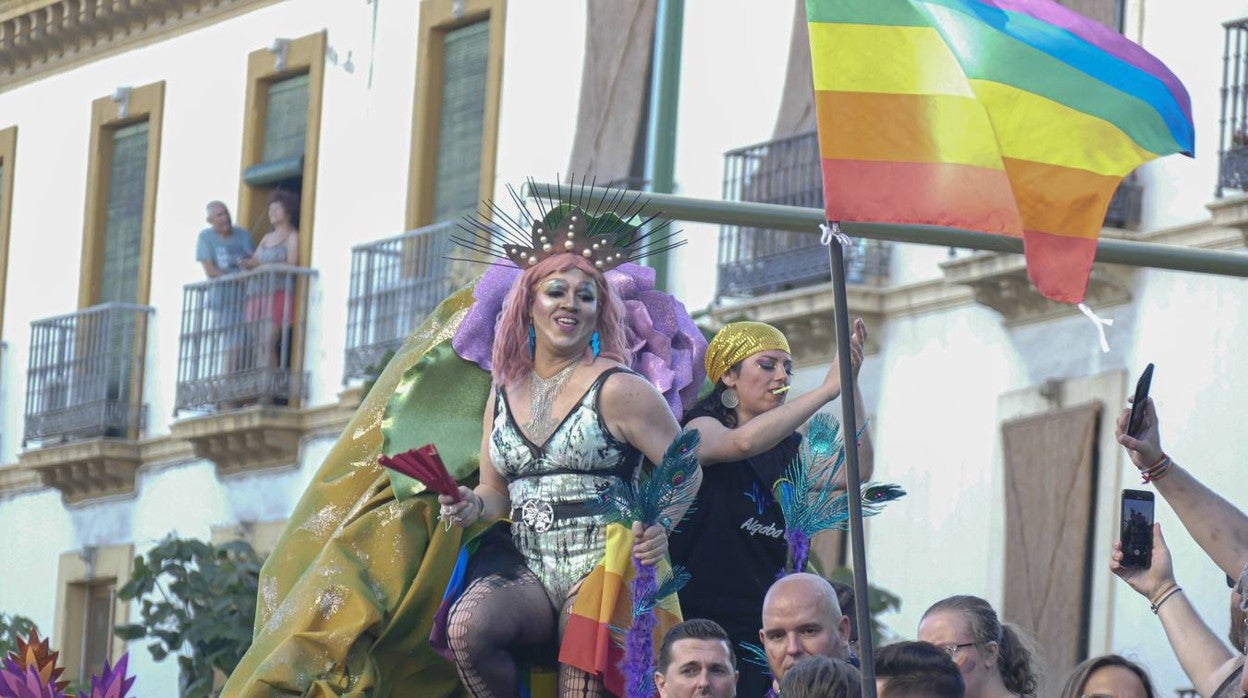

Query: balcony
left=174, top=264, right=315, bottom=413
left=717, top=131, right=891, bottom=299
left=169, top=265, right=315, bottom=476
left=1104, top=176, right=1143, bottom=230
left=343, top=222, right=455, bottom=382
left=1218, top=17, right=1248, bottom=196
left=23, top=303, right=153, bottom=446
left=19, top=303, right=153, bottom=503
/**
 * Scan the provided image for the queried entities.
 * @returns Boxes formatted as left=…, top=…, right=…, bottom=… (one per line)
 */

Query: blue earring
left=528, top=324, right=536, bottom=357
left=590, top=331, right=601, bottom=358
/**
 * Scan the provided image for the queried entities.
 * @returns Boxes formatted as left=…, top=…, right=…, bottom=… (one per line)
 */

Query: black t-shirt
left=669, top=405, right=800, bottom=637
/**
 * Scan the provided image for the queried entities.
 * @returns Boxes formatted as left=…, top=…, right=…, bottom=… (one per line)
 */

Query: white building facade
left=0, top=0, right=1244, bottom=695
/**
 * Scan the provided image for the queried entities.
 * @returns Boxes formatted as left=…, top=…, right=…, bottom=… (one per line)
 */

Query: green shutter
left=100, top=121, right=149, bottom=305
left=262, top=73, right=310, bottom=162
left=431, top=21, right=489, bottom=223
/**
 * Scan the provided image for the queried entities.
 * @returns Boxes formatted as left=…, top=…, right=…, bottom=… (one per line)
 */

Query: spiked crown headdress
left=451, top=178, right=684, bottom=271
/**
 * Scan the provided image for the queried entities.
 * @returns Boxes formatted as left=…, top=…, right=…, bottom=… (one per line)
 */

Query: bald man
left=760, top=573, right=852, bottom=690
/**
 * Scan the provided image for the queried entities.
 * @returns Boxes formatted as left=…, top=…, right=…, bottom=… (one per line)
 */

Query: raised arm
left=696, top=318, right=866, bottom=466
left=1111, top=523, right=1237, bottom=697
left=1117, top=398, right=1248, bottom=577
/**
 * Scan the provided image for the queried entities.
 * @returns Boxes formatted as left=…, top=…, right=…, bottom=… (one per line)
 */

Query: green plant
left=0, top=612, right=37, bottom=658
left=114, top=536, right=263, bottom=698
left=830, top=567, right=902, bottom=646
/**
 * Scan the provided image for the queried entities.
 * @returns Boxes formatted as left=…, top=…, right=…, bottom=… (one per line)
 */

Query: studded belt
left=510, top=498, right=598, bottom=533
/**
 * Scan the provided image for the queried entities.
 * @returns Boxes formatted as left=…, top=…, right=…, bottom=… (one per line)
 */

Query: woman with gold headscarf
left=668, top=318, right=872, bottom=697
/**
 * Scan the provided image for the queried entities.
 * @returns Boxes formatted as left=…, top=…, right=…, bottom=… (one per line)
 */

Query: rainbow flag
left=561, top=523, right=683, bottom=697
left=806, top=0, right=1194, bottom=303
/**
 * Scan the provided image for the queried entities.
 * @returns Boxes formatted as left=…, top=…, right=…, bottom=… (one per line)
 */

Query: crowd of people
left=218, top=189, right=1248, bottom=698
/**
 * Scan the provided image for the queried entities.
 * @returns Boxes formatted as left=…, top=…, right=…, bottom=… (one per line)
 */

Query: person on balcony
left=239, top=189, right=301, bottom=393
left=221, top=185, right=708, bottom=698
left=196, top=201, right=254, bottom=388
left=668, top=319, right=870, bottom=697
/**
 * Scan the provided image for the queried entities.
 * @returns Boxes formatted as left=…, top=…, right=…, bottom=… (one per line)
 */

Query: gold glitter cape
left=222, top=284, right=486, bottom=697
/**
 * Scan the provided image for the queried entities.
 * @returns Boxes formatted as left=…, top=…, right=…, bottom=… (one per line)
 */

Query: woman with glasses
left=1115, top=397, right=1247, bottom=698
left=1059, top=655, right=1155, bottom=698
left=917, top=595, right=1042, bottom=698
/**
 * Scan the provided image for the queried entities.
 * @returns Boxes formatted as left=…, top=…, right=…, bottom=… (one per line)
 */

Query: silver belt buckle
left=519, top=498, right=555, bottom=533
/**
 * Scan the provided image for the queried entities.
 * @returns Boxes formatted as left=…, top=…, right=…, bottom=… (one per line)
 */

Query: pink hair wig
left=492, top=254, right=631, bottom=388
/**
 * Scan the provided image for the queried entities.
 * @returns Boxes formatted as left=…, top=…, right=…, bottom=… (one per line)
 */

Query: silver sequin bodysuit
left=490, top=367, right=641, bottom=608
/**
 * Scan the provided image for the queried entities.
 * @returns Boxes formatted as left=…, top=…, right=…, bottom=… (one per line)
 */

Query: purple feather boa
left=623, top=563, right=659, bottom=698
left=786, top=528, right=811, bottom=575
left=451, top=263, right=706, bottom=417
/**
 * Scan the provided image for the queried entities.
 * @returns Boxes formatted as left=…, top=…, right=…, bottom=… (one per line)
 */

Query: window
left=237, top=31, right=325, bottom=260
left=406, top=0, right=506, bottom=229
left=78, top=81, right=165, bottom=308
left=55, top=545, right=132, bottom=685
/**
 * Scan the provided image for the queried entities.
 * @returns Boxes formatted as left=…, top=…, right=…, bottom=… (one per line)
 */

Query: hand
left=1115, top=397, right=1163, bottom=469
left=822, top=318, right=868, bottom=395
left=632, top=522, right=668, bottom=567
left=438, top=486, right=483, bottom=528
left=1111, top=523, right=1176, bottom=600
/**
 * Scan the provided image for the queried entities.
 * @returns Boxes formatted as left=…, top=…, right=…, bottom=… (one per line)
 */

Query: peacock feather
left=592, top=428, right=701, bottom=528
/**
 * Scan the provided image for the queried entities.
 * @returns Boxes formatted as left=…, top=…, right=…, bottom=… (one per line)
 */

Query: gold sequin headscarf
left=705, top=321, right=791, bottom=385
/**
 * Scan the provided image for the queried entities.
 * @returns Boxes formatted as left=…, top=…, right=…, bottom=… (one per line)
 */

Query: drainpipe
left=643, top=0, right=684, bottom=291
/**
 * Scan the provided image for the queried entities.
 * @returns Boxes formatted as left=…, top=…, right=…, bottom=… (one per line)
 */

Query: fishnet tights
left=446, top=572, right=605, bottom=698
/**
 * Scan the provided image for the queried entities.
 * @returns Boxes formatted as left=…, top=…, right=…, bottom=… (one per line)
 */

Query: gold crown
left=452, top=179, right=683, bottom=272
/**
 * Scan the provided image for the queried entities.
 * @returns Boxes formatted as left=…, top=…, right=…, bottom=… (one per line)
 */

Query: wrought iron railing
left=718, top=131, right=891, bottom=298
left=24, top=303, right=154, bottom=445
left=174, top=264, right=316, bottom=413
left=343, top=222, right=455, bottom=381
left=1218, top=17, right=1248, bottom=196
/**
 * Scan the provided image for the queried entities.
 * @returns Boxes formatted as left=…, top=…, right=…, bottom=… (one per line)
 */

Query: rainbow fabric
left=806, top=0, right=1194, bottom=302
left=561, top=523, right=683, bottom=697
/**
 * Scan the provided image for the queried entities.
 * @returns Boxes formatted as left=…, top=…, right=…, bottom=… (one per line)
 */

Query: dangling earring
left=720, top=387, right=739, bottom=409
left=590, top=331, right=601, bottom=358
left=528, top=324, right=536, bottom=357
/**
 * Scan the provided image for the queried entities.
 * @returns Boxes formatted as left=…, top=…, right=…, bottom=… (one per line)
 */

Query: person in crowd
left=654, top=619, right=739, bottom=698
left=195, top=200, right=254, bottom=381
left=239, top=189, right=301, bottom=380
left=1059, top=655, right=1155, bottom=698
left=831, top=579, right=862, bottom=666
left=917, top=595, right=1041, bottom=698
left=875, top=641, right=966, bottom=698
left=436, top=230, right=698, bottom=695
left=759, top=572, right=853, bottom=692
left=778, top=655, right=861, bottom=698
left=671, top=318, right=870, bottom=696
left=1114, top=397, right=1247, bottom=698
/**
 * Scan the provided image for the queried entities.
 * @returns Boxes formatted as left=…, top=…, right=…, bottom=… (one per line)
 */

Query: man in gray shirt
left=197, top=201, right=254, bottom=277
left=196, top=201, right=255, bottom=391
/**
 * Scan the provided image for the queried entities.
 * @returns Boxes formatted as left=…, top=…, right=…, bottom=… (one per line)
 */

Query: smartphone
left=1120, top=489, right=1155, bottom=568
left=1126, top=364, right=1155, bottom=439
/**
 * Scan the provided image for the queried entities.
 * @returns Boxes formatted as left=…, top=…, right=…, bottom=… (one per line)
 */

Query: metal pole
left=528, top=182, right=1248, bottom=280
left=826, top=233, right=878, bottom=696
left=642, top=0, right=684, bottom=291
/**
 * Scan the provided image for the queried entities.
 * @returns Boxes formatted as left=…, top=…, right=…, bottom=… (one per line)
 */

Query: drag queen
left=221, top=188, right=706, bottom=698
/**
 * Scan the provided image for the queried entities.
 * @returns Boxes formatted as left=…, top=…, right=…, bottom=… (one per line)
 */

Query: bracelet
left=472, top=492, right=486, bottom=519
left=1150, top=586, right=1182, bottom=613
left=1147, top=581, right=1176, bottom=606
left=1141, top=454, right=1173, bottom=484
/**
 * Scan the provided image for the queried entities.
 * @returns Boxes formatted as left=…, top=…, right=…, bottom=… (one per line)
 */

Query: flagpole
left=825, top=225, right=878, bottom=698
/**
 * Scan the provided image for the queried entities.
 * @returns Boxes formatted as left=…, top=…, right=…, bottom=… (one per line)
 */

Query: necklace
left=525, top=361, right=579, bottom=443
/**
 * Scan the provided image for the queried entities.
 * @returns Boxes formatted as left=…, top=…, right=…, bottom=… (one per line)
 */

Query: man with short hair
left=655, top=618, right=739, bottom=698
left=197, top=201, right=254, bottom=278
left=875, top=641, right=966, bottom=698
left=759, top=573, right=851, bottom=690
